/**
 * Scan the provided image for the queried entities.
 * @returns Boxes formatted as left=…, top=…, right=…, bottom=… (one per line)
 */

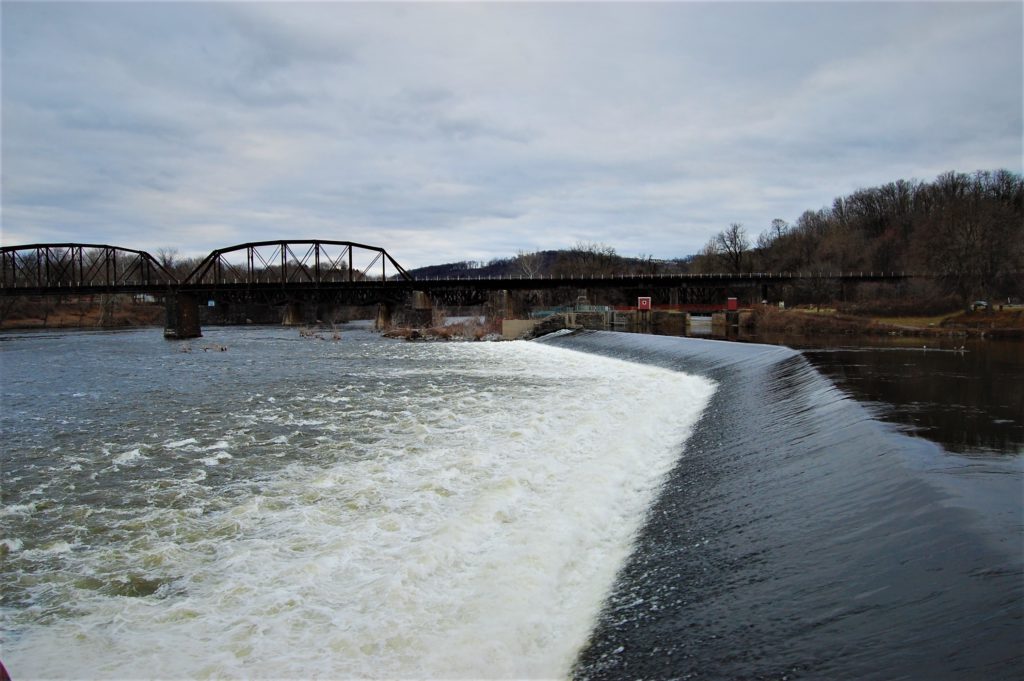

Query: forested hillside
left=406, top=247, right=688, bottom=280
left=410, top=169, right=1022, bottom=307
left=694, top=170, right=1023, bottom=304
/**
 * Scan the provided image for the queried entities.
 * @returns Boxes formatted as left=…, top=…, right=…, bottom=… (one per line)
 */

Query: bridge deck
left=0, top=271, right=918, bottom=296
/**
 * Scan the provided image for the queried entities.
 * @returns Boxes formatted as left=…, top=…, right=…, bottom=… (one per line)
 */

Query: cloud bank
left=3, top=2, right=1021, bottom=268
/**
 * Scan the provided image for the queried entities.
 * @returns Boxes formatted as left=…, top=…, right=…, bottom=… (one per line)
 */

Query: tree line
left=694, top=169, right=1023, bottom=305
left=409, top=244, right=685, bottom=280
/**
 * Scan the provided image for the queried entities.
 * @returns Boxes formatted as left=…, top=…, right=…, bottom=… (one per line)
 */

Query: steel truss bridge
left=1, top=239, right=920, bottom=336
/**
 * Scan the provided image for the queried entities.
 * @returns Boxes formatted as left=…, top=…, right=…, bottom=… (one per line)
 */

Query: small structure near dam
left=502, top=297, right=701, bottom=339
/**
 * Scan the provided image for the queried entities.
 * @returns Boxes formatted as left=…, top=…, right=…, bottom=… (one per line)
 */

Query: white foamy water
left=2, top=334, right=714, bottom=679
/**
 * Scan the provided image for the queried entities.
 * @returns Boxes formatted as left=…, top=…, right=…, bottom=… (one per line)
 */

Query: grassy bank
left=0, top=297, right=165, bottom=331
left=748, top=306, right=1024, bottom=339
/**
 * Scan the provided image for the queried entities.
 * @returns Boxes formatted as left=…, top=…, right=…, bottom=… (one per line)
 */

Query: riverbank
left=746, top=305, right=1024, bottom=339
left=0, top=297, right=165, bottom=330
left=5, top=297, right=1022, bottom=343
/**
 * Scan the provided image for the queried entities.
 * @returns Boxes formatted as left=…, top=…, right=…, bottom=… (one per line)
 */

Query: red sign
left=638, top=297, right=652, bottom=310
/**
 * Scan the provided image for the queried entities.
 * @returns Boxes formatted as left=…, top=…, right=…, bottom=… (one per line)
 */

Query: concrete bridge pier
left=375, top=301, right=395, bottom=330
left=282, top=301, right=318, bottom=326
left=412, top=291, right=433, bottom=312
left=499, top=289, right=530, bottom=319
left=407, top=290, right=434, bottom=327
left=315, top=303, right=348, bottom=325
left=164, top=293, right=202, bottom=339
left=481, top=290, right=520, bottom=326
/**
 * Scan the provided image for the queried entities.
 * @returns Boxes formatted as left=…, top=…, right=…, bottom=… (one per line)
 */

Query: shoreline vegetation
left=381, top=318, right=502, bottom=342
left=0, top=297, right=165, bottom=331
left=744, top=305, right=1024, bottom=340
left=2, top=296, right=1021, bottom=341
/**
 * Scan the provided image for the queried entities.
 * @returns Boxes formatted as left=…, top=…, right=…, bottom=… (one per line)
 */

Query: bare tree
left=757, top=218, right=789, bottom=249
left=919, top=186, right=1021, bottom=307
left=711, top=223, right=750, bottom=273
left=691, top=240, right=715, bottom=274
left=155, top=247, right=179, bottom=270
left=634, top=254, right=659, bottom=275
left=755, top=219, right=790, bottom=270
left=515, top=250, right=543, bottom=278
left=553, top=242, right=619, bottom=277
left=174, top=255, right=205, bottom=281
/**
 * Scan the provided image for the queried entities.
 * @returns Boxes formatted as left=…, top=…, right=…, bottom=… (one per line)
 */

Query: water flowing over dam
left=541, top=331, right=1021, bottom=680
left=1, top=327, right=1020, bottom=679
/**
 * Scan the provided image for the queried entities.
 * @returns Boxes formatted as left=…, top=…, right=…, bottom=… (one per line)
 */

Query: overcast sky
left=2, top=1, right=1021, bottom=269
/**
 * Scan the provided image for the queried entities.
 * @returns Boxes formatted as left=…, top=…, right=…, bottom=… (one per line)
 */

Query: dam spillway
left=0, top=326, right=1019, bottom=679
left=540, top=331, right=1021, bottom=680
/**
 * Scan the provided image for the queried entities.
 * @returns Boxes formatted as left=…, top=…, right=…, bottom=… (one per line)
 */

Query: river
left=1, top=325, right=1020, bottom=679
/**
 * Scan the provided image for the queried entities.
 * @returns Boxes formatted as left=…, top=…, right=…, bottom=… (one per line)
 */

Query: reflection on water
left=800, top=341, right=1023, bottom=456
left=658, top=323, right=1023, bottom=457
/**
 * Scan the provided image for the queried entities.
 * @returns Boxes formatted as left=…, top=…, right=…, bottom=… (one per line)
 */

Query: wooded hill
left=407, top=247, right=686, bottom=280
left=410, top=169, right=1023, bottom=307
left=693, top=169, right=1022, bottom=305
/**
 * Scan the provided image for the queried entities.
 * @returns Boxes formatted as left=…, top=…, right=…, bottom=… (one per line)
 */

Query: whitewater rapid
left=1, top=332, right=715, bottom=679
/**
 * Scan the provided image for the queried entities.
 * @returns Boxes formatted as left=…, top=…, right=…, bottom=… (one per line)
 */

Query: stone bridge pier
left=164, top=293, right=202, bottom=339
left=498, top=289, right=531, bottom=319
left=282, top=301, right=317, bottom=326
left=375, top=301, right=395, bottom=330
left=408, top=291, right=435, bottom=326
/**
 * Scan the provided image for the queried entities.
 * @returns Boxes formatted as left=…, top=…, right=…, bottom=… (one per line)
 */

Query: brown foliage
left=742, top=170, right=1023, bottom=305
left=0, top=296, right=164, bottom=330
left=383, top=317, right=502, bottom=342
left=836, top=295, right=962, bottom=318
left=750, top=307, right=871, bottom=335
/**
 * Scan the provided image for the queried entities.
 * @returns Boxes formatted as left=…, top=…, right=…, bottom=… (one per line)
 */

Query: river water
left=801, top=340, right=1023, bottom=457
left=1, top=325, right=1021, bottom=679
left=1, top=325, right=714, bottom=678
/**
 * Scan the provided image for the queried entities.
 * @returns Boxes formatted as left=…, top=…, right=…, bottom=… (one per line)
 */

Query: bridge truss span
left=183, top=240, right=412, bottom=288
left=0, top=243, right=177, bottom=294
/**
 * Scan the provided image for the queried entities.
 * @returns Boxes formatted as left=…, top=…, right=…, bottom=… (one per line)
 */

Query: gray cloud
left=2, top=1, right=1021, bottom=268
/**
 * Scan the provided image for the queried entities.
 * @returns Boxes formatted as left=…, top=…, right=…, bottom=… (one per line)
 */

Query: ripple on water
left=1, top=331, right=715, bottom=679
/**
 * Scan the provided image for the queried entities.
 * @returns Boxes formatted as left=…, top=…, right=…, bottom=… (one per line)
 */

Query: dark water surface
left=800, top=340, right=1023, bottom=457
left=688, top=326, right=1023, bottom=457
left=544, top=332, right=1022, bottom=681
